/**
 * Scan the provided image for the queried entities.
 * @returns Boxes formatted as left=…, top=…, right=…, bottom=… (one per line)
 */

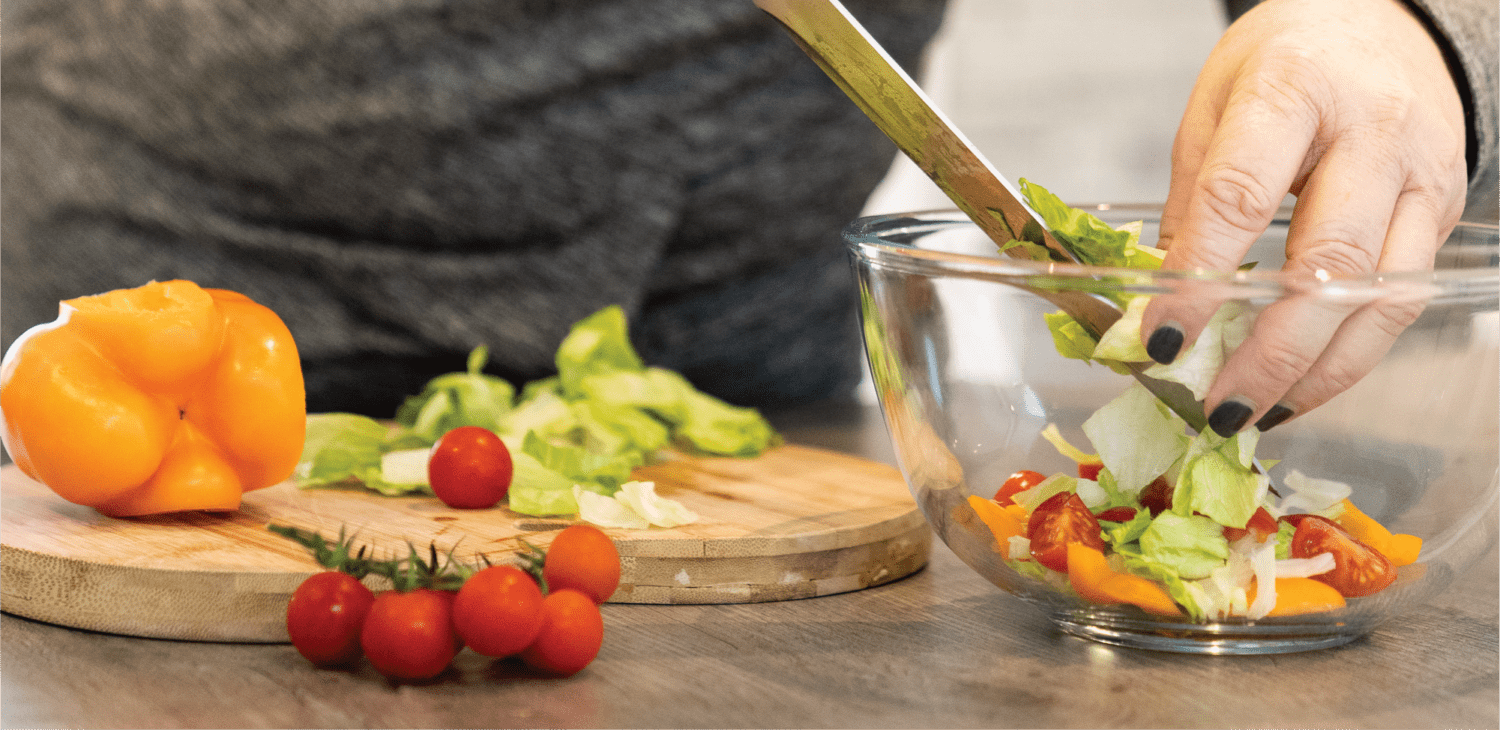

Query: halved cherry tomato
left=1077, top=462, right=1104, bottom=481
left=452, top=565, right=544, bottom=658
left=428, top=426, right=513, bottom=509
left=360, top=588, right=459, bottom=680
left=542, top=525, right=622, bottom=604
left=285, top=571, right=375, bottom=666
left=1094, top=506, right=1138, bottom=523
left=1284, top=514, right=1397, bottom=597
left=521, top=589, right=605, bottom=676
left=1223, top=507, right=1278, bottom=543
left=1137, top=476, right=1174, bottom=517
left=1027, top=492, right=1105, bottom=572
left=994, top=470, right=1046, bottom=506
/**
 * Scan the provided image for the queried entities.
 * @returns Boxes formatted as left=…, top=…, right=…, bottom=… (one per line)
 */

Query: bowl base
left=1053, top=616, right=1365, bottom=655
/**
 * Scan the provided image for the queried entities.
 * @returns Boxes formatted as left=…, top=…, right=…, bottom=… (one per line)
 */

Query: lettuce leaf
left=1019, top=179, right=1139, bottom=268
left=394, top=346, right=515, bottom=440
left=1081, top=382, right=1191, bottom=495
left=1171, top=429, right=1263, bottom=529
left=296, top=304, right=780, bottom=518
left=1139, top=512, right=1230, bottom=581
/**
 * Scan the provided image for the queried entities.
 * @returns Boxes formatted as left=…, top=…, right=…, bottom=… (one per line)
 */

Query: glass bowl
left=846, top=205, right=1498, bottom=654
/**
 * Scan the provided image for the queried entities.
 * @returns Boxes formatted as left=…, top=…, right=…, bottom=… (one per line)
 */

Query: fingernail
left=1254, top=403, right=1294, bottom=432
left=1208, top=397, right=1255, bottom=437
left=1146, top=323, right=1185, bottom=364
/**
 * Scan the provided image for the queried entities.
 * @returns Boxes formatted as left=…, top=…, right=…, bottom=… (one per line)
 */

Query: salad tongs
left=754, top=0, right=1212, bottom=434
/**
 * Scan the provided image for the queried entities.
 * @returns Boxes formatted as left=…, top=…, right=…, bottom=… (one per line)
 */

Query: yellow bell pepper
left=1248, top=577, right=1347, bottom=616
left=1334, top=498, right=1423, bottom=566
left=968, top=494, right=1026, bottom=549
left=1066, top=543, right=1182, bottom=616
left=1, top=281, right=305, bottom=516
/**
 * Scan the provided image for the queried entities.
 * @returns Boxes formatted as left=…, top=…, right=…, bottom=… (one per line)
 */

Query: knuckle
left=1242, top=338, right=1319, bottom=389
left=1292, top=241, right=1379, bottom=277
left=1365, top=299, right=1426, bottom=338
left=1195, top=164, right=1282, bottom=237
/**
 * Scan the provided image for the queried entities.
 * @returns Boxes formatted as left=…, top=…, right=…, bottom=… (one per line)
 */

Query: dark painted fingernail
left=1208, top=397, right=1255, bottom=437
left=1254, top=403, right=1294, bottom=432
left=1146, top=323, right=1185, bottom=364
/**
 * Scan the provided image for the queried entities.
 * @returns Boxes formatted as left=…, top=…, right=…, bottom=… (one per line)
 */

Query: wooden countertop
left=3, top=400, right=1496, bottom=729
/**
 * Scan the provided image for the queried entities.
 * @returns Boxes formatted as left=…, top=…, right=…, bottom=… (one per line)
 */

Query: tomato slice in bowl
left=1284, top=514, right=1397, bottom=597
left=1027, top=492, right=1105, bottom=572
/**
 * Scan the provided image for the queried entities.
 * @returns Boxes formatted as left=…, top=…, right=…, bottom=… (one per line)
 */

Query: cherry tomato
left=285, top=571, right=375, bottom=666
left=1027, top=492, right=1105, bottom=572
left=1285, top=514, right=1397, bottom=597
left=1137, top=476, right=1174, bottom=517
left=543, top=525, right=621, bottom=604
left=452, top=565, right=544, bottom=657
left=1223, top=507, right=1279, bottom=543
left=521, top=589, right=605, bottom=676
left=429, top=426, right=513, bottom=509
left=360, top=588, right=459, bottom=680
left=1094, top=506, right=1138, bottom=523
left=1077, top=462, right=1104, bottom=481
left=994, top=470, right=1046, bottom=506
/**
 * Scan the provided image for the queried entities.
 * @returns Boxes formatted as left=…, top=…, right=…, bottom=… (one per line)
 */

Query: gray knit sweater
left=3, top=0, right=1493, bottom=416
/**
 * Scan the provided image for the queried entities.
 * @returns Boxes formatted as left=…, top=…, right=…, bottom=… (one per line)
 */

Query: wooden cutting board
left=1, top=444, right=929, bottom=643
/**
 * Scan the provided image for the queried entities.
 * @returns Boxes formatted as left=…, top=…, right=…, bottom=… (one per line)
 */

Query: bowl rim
left=844, top=207, right=1500, bottom=299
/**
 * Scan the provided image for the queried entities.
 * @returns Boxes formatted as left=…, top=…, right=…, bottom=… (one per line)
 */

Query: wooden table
left=3, top=400, right=1496, bottom=729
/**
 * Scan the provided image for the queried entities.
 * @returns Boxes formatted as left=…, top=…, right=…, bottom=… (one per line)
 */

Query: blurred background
left=863, top=0, right=1227, bottom=216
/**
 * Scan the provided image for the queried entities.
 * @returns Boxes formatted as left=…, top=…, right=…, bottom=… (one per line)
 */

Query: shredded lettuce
left=1081, top=383, right=1190, bottom=495
left=294, top=305, right=780, bottom=518
left=1139, top=512, right=1230, bottom=581
left=394, top=346, right=515, bottom=441
left=1171, top=429, right=1263, bottom=529
left=1018, top=179, right=1147, bottom=268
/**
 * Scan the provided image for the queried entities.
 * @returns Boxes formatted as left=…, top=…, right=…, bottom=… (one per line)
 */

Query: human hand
left=1144, top=0, right=1469, bottom=437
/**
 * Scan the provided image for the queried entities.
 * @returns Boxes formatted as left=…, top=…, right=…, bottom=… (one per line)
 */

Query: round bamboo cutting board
left=1, top=444, right=929, bottom=643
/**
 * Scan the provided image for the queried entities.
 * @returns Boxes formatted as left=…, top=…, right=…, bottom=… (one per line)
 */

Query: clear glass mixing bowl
left=847, top=205, right=1498, bottom=654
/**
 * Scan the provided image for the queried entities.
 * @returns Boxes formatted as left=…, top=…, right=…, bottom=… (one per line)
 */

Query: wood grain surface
left=0, top=445, right=930, bottom=642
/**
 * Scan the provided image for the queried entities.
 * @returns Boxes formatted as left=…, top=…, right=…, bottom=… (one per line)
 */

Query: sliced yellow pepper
left=1066, top=543, right=1181, bottom=617
left=967, top=494, right=1026, bottom=549
left=1335, top=498, right=1422, bottom=566
left=1249, top=577, right=1347, bottom=616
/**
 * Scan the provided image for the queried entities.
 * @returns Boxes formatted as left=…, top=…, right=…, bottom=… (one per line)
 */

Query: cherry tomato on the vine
left=543, top=525, right=621, bottom=604
left=1027, top=492, right=1105, bottom=572
left=429, top=426, right=513, bottom=509
left=453, top=565, right=544, bottom=657
left=994, top=470, right=1046, bottom=506
left=360, top=588, right=459, bottom=680
left=286, top=571, right=375, bottom=666
left=521, top=589, right=605, bottom=676
left=1285, top=514, right=1397, bottom=597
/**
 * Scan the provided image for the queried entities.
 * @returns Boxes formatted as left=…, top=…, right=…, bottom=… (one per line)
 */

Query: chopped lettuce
left=1171, top=429, right=1264, bottom=529
left=1018, top=179, right=1151, bottom=268
left=1139, top=512, right=1230, bottom=581
left=294, top=304, right=780, bottom=518
left=1278, top=469, right=1353, bottom=515
left=1081, top=383, right=1190, bottom=495
left=394, top=346, right=515, bottom=441
left=574, top=481, right=699, bottom=529
left=1044, top=311, right=1099, bottom=363
left=1010, top=473, right=1078, bottom=514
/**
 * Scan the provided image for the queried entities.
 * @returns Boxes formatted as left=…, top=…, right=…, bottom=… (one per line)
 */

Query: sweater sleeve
left=1401, top=0, right=1498, bottom=209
